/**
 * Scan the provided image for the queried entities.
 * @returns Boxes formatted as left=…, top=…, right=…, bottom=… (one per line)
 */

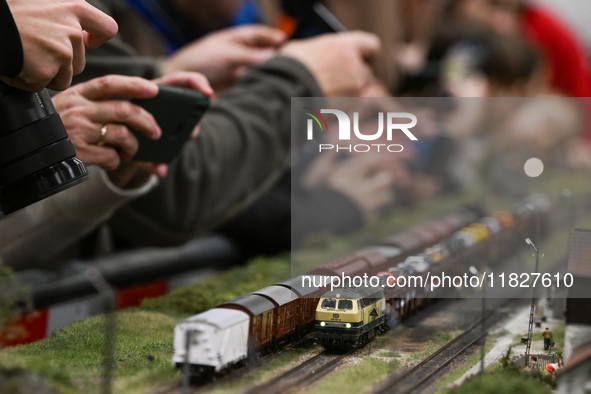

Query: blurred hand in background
left=161, top=25, right=286, bottom=92
left=280, top=31, right=382, bottom=97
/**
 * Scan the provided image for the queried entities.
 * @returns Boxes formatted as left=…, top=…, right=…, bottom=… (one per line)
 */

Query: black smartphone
left=130, top=85, right=210, bottom=163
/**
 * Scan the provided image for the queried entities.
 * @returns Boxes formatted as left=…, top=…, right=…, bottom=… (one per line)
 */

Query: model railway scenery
left=1, top=162, right=590, bottom=394
left=171, top=193, right=560, bottom=372
left=2, top=8, right=591, bottom=390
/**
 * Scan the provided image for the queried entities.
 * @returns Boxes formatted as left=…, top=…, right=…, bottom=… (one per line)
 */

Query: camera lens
left=0, top=83, right=88, bottom=215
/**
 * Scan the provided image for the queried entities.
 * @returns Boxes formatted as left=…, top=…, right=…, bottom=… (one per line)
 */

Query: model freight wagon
left=172, top=309, right=249, bottom=373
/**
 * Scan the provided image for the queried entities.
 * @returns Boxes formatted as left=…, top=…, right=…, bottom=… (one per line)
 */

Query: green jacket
left=73, top=0, right=323, bottom=248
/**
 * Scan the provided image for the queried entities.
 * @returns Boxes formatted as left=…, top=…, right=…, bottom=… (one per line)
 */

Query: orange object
left=276, top=13, right=297, bottom=37
left=494, top=211, right=515, bottom=228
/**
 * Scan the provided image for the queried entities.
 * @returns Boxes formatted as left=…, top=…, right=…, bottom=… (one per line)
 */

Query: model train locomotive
left=316, top=287, right=388, bottom=348
left=173, top=194, right=556, bottom=373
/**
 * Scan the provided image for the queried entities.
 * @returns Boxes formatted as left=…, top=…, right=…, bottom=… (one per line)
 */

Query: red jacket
left=521, top=5, right=591, bottom=98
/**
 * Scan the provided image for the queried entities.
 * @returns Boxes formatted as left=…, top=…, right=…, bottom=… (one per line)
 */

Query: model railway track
left=375, top=298, right=524, bottom=394
left=241, top=348, right=356, bottom=394
left=148, top=335, right=316, bottom=394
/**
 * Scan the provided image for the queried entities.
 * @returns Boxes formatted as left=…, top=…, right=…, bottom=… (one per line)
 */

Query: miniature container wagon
left=172, top=308, right=250, bottom=373
left=379, top=231, right=425, bottom=255
left=354, top=248, right=392, bottom=274
left=410, top=224, right=444, bottom=246
left=276, top=275, right=326, bottom=330
left=218, top=294, right=275, bottom=351
left=309, top=253, right=373, bottom=277
left=252, top=285, right=301, bottom=342
left=440, top=211, right=476, bottom=232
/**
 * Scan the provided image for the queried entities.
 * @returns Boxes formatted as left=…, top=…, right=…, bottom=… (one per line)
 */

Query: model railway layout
left=171, top=192, right=578, bottom=379
left=375, top=297, right=524, bottom=394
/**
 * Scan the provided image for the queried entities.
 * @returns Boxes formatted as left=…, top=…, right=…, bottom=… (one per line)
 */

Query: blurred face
left=172, top=0, right=245, bottom=30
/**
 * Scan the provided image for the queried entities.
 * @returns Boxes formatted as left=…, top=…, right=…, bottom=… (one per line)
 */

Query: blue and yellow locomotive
left=315, top=287, right=388, bottom=348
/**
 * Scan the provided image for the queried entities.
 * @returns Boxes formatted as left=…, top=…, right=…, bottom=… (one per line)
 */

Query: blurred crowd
left=1, top=0, right=590, bottom=270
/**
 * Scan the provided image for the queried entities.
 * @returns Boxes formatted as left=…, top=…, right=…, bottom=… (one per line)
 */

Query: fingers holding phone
left=53, top=74, right=210, bottom=187
left=52, top=76, right=162, bottom=167
left=128, top=81, right=210, bottom=163
left=154, top=71, right=213, bottom=97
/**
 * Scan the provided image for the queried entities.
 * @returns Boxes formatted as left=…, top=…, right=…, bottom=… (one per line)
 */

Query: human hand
left=161, top=25, right=286, bottom=92
left=153, top=71, right=213, bottom=142
left=104, top=72, right=214, bottom=187
left=52, top=75, right=162, bottom=173
left=280, top=32, right=381, bottom=97
left=2, top=0, right=118, bottom=92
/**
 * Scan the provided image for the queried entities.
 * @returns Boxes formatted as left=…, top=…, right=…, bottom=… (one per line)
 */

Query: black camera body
left=0, top=83, right=88, bottom=214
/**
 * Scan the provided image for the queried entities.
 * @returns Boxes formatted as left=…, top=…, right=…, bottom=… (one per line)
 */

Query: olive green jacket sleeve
left=74, top=0, right=324, bottom=247
left=108, top=57, right=323, bottom=246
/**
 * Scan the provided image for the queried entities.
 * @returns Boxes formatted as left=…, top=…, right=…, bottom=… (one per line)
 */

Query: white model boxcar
left=172, top=308, right=250, bottom=373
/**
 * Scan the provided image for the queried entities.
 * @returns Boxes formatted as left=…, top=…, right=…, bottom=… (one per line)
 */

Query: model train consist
left=314, top=195, right=551, bottom=347
left=173, top=194, right=558, bottom=372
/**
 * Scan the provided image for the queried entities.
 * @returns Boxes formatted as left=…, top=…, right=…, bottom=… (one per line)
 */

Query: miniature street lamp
left=524, top=158, right=544, bottom=244
left=469, top=265, right=487, bottom=374
left=524, top=238, right=542, bottom=366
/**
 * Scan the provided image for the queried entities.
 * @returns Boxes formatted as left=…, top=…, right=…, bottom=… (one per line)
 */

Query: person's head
left=447, top=0, right=525, bottom=35
left=170, top=0, right=246, bottom=30
left=531, top=356, right=537, bottom=362
left=484, top=33, right=541, bottom=96
left=546, top=327, right=549, bottom=330
left=558, top=359, right=563, bottom=366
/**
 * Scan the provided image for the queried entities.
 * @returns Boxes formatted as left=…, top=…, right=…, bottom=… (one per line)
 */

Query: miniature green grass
left=139, top=256, right=291, bottom=317
left=371, top=336, right=390, bottom=348
left=307, top=357, right=401, bottom=394
left=377, top=352, right=399, bottom=358
left=0, top=310, right=181, bottom=394
left=431, top=330, right=464, bottom=345
left=409, top=341, right=439, bottom=363
left=445, top=370, right=553, bottom=394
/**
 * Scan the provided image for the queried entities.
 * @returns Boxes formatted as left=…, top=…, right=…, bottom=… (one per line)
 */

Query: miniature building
left=557, top=341, right=591, bottom=394
left=564, top=229, right=591, bottom=362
